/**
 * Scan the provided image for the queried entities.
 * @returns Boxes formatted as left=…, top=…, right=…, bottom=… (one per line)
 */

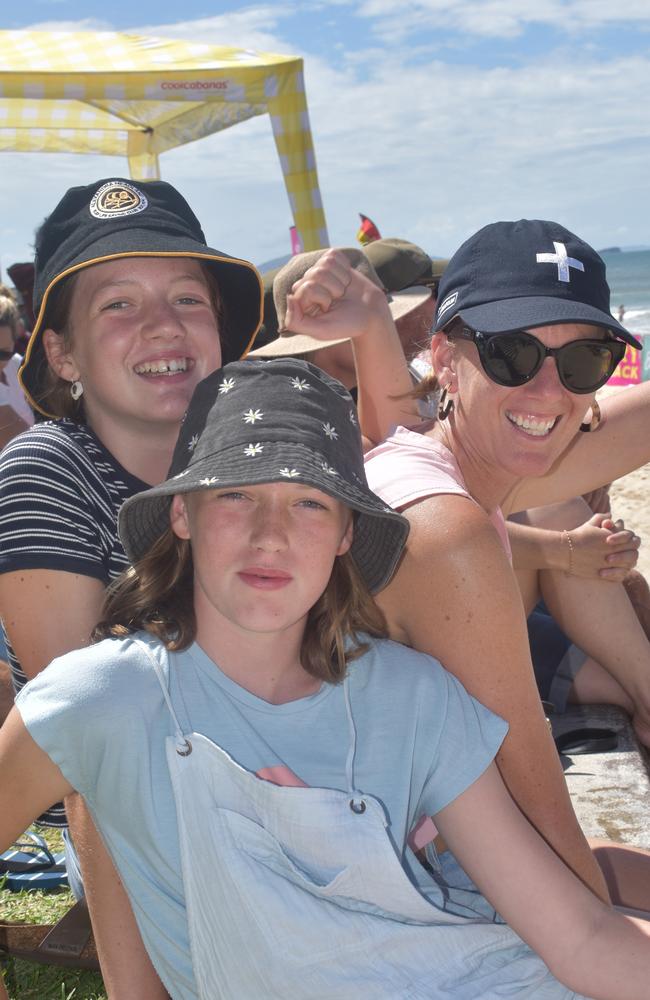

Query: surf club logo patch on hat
left=89, top=181, right=148, bottom=220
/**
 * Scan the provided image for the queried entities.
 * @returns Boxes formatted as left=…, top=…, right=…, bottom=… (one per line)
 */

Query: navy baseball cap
left=435, top=219, right=641, bottom=350
left=20, top=178, right=264, bottom=416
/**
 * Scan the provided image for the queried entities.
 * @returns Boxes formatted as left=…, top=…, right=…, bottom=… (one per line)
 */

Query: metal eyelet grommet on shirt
left=176, top=739, right=193, bottom=757
left=349, top=799, right=366, bottom=814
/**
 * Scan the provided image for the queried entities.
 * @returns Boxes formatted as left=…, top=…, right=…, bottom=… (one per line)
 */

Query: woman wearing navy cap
left=285, top=219, right=650, bottom=914
left=0, top=180, right=414, bottom=995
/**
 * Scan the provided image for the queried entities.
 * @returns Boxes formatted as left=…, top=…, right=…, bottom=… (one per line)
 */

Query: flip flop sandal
left=555, top=727, right=619, bottom=755
left=0, top=899, right=99, bottom=971
left=0, top=831, right=67, bottom=891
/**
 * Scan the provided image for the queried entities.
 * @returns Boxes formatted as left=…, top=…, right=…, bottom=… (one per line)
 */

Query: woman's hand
left=565, top=513, right=640, bottom=582
left=283, top=249, right=393, bottom=343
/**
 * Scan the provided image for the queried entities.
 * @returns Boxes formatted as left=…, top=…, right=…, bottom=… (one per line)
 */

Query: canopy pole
left=127, top=130, right=160, bottom=181
left=267, top=63, right=329, bottom=251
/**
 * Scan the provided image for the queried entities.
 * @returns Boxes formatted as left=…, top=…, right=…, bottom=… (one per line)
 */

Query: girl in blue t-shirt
left=2, top=357, right=650, bottom=999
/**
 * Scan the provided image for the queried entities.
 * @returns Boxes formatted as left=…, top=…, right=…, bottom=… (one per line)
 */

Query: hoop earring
left=579, top=398, right=601, bottom=433
left=70, top=380, right=84, bottom=401
left=438, top=385, right=454, bottom=421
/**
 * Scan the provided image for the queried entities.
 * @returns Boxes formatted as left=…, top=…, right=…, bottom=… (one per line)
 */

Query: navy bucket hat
left=20, top=178, right=264, bottom=416
left=435, top=219, right=641, bottom=350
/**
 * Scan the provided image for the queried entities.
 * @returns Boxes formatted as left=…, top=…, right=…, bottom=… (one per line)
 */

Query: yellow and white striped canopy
left=0, top=29, right=328, bottom=249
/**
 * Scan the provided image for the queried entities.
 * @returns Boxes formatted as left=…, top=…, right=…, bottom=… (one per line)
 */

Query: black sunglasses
left=0, top=349, right=14, bottom=362
left=452, top=326, right=625, bottom=394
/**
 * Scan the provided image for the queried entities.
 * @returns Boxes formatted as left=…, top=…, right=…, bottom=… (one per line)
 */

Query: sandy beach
left=610, top=462, right=650, bottom=579
left=599, top=386, right=650, bottom=578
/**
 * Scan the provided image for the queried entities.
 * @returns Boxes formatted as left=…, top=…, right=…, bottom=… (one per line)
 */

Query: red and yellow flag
left=357, top=213, right=381, bottom=245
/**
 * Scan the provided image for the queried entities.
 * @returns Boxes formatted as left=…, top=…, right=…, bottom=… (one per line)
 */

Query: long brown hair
left=93, top=518, right=387, bottom=683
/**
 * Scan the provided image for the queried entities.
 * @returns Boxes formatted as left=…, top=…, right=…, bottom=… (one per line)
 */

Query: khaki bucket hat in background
left=250, top=244, right=434, bottom=359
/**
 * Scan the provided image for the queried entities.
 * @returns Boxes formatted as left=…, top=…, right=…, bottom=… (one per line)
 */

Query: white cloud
left=134, top=6, right=296, bottom=52
left=0, top=3, right=648, bottom=271
left=283, top=42, right=649, bottom=255
left=18, top=18, right=114, bottom=31
left=356, top=0, right=650, bottom=42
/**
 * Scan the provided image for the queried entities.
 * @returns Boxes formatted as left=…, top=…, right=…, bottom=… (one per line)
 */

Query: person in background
left=0, top=288, right=34, bottom=722
left=6, top=262, right=36, bottom=356
left=0, top=290, right=33, bottom=446
left=252, top=239, right=442, bottom=406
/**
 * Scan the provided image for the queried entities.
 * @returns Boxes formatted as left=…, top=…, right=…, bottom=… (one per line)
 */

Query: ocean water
left=602, top=249, right=650, bottom=336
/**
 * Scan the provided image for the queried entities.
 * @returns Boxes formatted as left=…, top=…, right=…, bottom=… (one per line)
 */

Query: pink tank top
left=364, top=426, right=512, bottom=561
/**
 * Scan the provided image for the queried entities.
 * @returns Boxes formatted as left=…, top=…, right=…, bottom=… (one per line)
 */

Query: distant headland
left=599, top=245, right=650, bottom=254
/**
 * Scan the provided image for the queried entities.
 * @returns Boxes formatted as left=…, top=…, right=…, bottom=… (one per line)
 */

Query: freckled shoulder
left=376, top=492, right=516, bottom=652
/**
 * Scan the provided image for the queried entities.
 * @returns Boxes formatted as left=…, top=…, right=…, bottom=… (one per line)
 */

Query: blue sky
left=1, top=1, right=649, bottom=276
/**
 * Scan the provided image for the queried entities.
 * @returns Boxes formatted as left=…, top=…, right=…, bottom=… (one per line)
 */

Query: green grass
left=0, top=829, right=106, bottom=1000
left=1, top=960, right=105, bottom=1000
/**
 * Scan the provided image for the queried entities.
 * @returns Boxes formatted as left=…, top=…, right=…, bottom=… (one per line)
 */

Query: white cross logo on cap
left=536, top=241, right=585, bottom=283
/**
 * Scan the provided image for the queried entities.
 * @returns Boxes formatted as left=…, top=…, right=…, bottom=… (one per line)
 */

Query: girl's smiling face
left=170, top=481, right=353, bottom=646
left=43, top=256, right=222, bottom=438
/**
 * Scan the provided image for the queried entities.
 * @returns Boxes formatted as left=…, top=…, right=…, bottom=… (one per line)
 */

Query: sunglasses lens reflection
left=485, top=334, right=542, bottom=386
left=482, top=333, right=621, bottom=393
left=558, top=342, right=619, bottom=392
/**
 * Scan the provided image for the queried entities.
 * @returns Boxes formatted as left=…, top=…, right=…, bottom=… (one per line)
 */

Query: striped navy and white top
left=0, top=418, right=148, bottom=826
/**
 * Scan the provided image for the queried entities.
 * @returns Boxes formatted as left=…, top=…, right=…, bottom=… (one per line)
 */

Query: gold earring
left=579, top=398, right=601, bottom=433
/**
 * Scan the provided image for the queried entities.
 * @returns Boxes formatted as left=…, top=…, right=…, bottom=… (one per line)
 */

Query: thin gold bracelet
left=561, top=529, right=574, bottom=576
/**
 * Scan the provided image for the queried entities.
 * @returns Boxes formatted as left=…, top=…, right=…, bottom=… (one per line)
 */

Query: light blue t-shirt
left=17, top=632, right=506, bottom=999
